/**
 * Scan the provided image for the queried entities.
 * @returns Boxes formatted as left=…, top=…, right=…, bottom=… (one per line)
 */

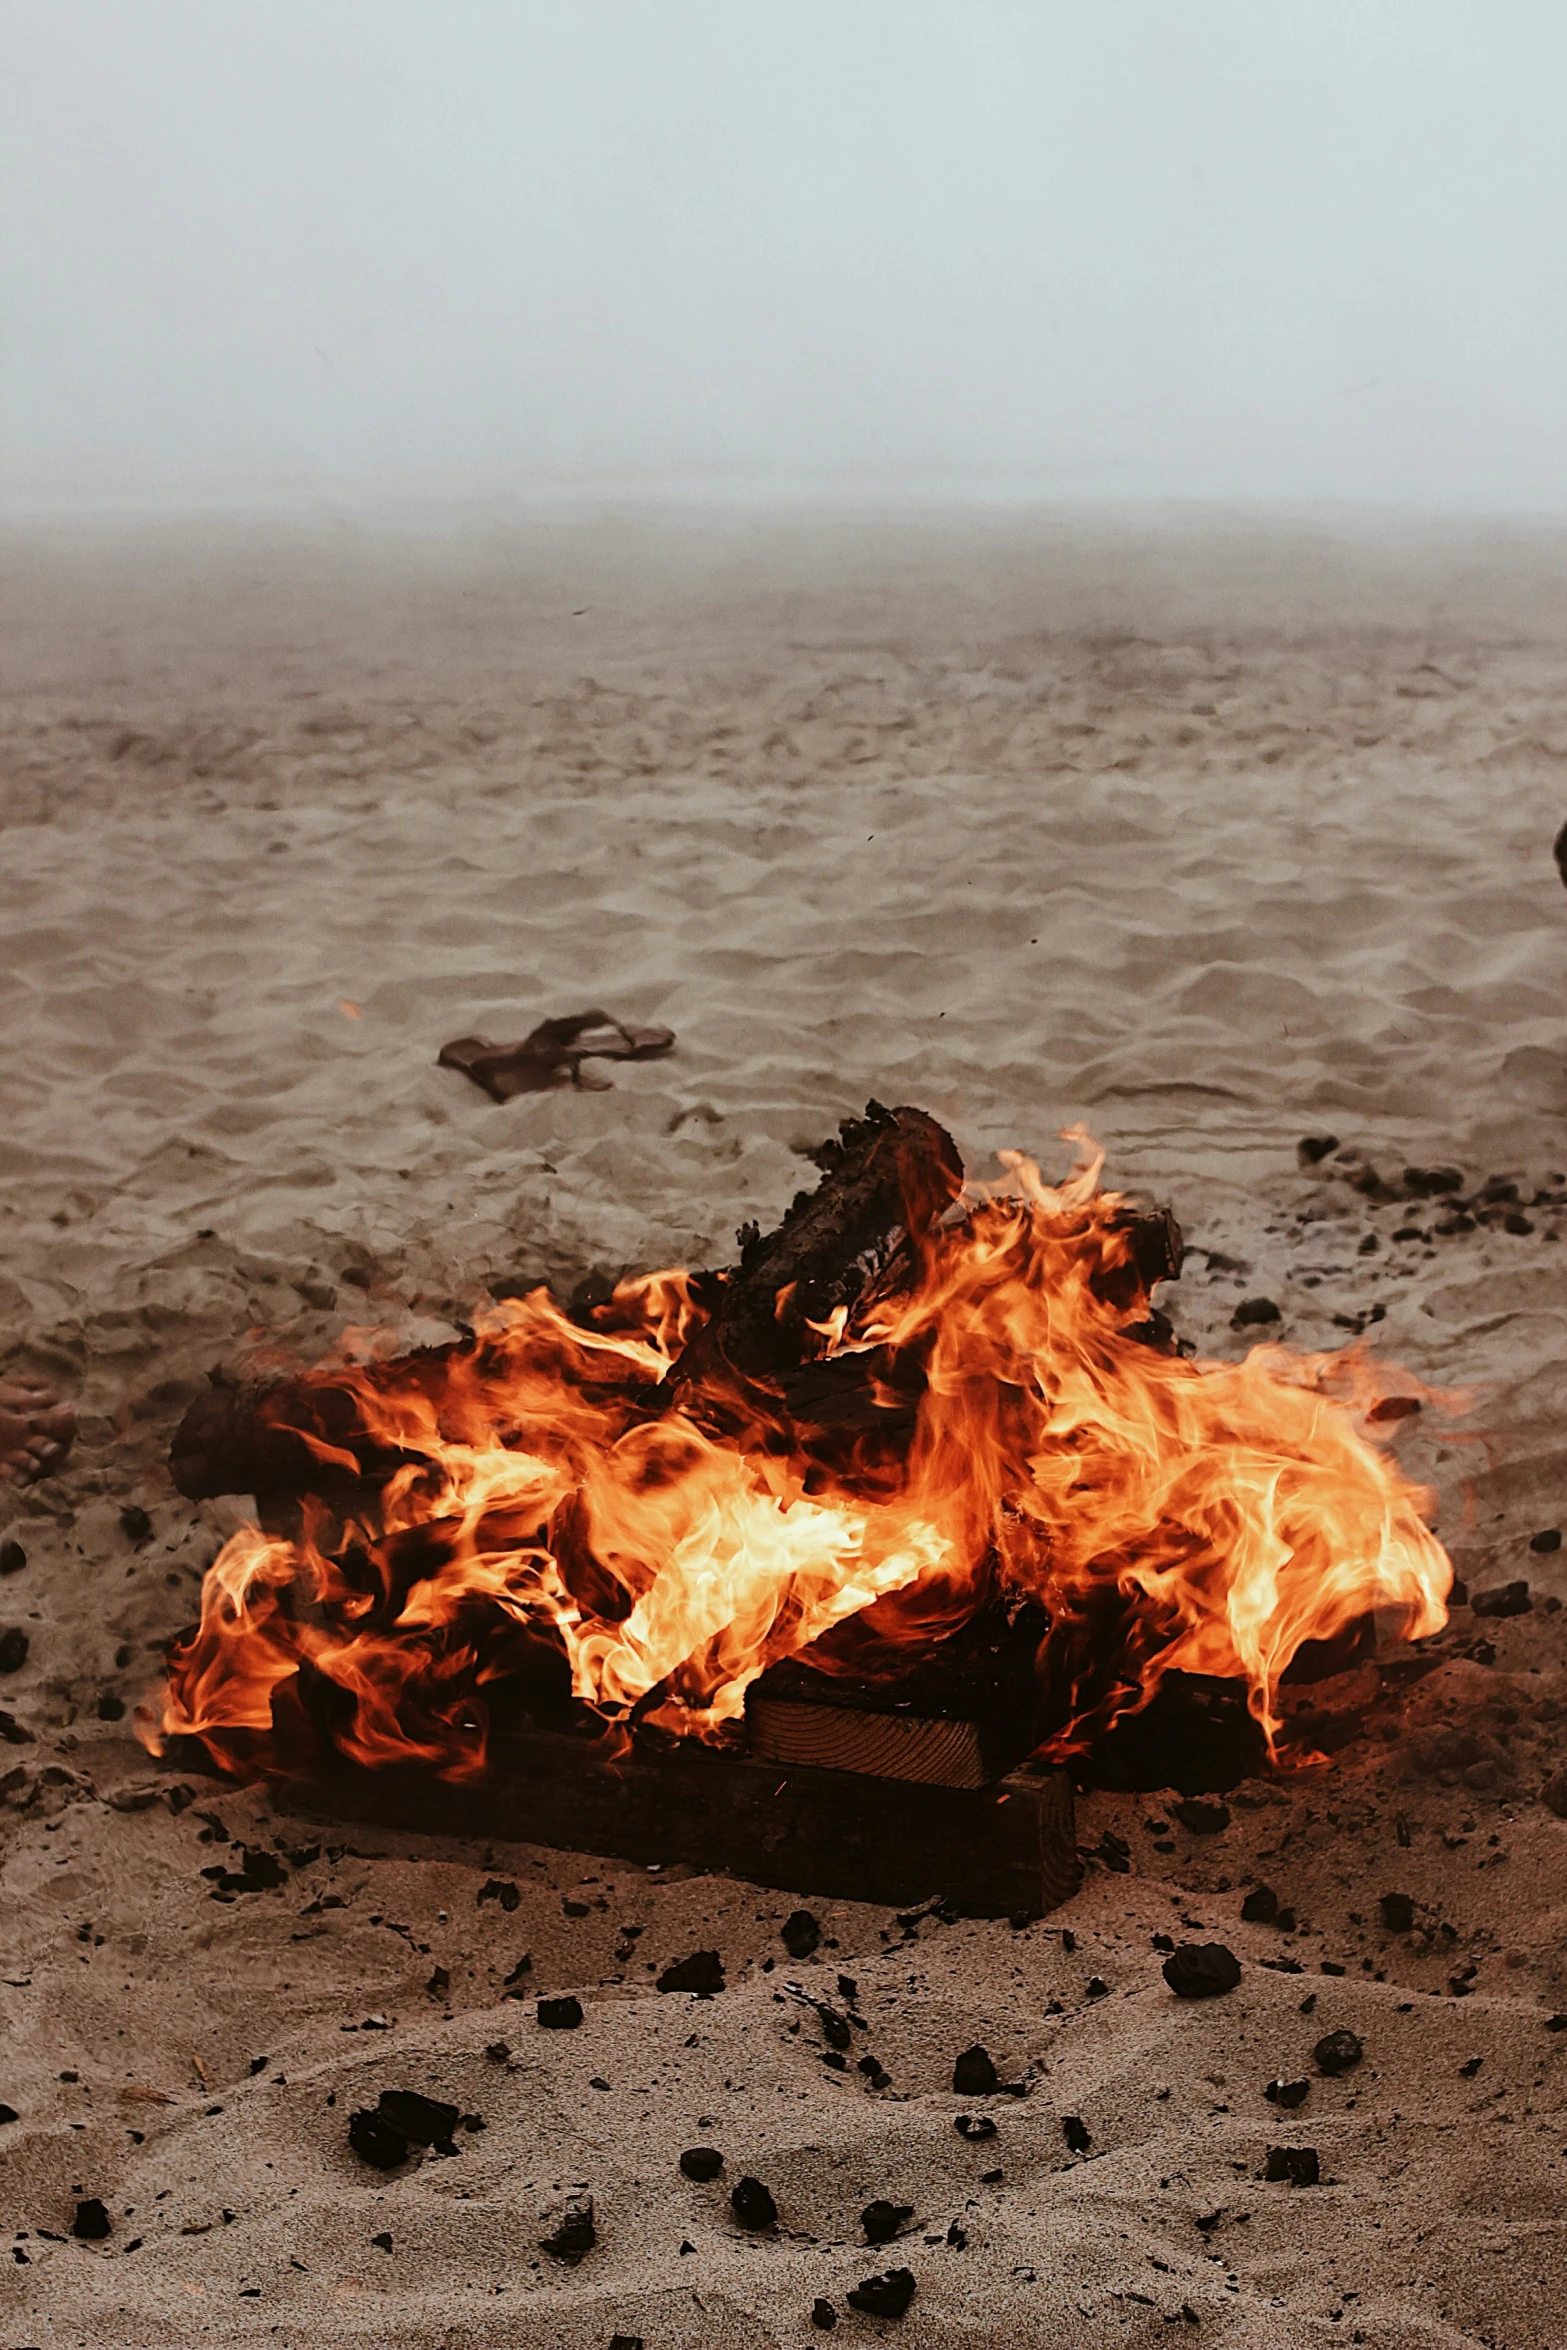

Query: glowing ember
left=146, top=1124, right=1452, bottom=1783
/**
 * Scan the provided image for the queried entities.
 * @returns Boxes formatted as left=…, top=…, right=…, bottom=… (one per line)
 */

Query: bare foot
left=0, top=1380, right=76, bottom=1484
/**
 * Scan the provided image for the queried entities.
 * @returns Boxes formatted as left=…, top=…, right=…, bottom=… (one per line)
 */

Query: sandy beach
left=5, top=505, right=1567, bottom=2347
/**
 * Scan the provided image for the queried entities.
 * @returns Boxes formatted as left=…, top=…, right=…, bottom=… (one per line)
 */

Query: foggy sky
left=6, top=0, right=1567, bottom=511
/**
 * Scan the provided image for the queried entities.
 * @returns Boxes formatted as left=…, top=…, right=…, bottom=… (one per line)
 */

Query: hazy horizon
left=7, top=1, right=1567, bottom=515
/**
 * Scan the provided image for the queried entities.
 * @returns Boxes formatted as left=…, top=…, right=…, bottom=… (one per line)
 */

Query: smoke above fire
left=147, top=1123, right=1452, bottom=1785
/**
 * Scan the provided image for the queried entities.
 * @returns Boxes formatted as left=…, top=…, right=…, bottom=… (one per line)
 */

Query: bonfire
left=147, top=1104, right=1450, bottom=1811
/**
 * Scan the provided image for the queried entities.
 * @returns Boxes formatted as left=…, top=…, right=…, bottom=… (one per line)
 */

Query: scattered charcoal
left=817, top=2005, right=852, bottom=2052
left=1505, top=1211, right=1535, bottom=1235
left=349, top=2108, right=413, bottom=2170
left=0, top=2104, right=16, bottom=2124
left=812, top=2299, right=839, bottom=2330
left=1265, top=2078, right=1310, bottom=2110
left=71, top=2197, right=111, bottom=2240
left=857, top=2055, right=891, bottom=2090
left=658, top=1950, right=725, bottom=1996
left=1448, top=1975, right=1475, bottom=1999
left=1092, top=1828, right=1131, bottom=1872
left=609, top=2337, right=643, bottom=2350
left=537, top=1996, right=584, bottom=2030
left=502, top=1956, right=534, bottom=1991
left=1263, top=2146, right=1320, bottom=2187
left=562, top=1898, right=591, bottom=1917
left=119, top=1504, right=152, bottom=1544
left=477, top=1878, right=520, bottom=1912
left=679, top=2146, right=724, bottom=2181
left=1260, top=1957, right=1303, bottom=1975
left=1162, top=1944, right=1242, bottom=1999
left=730, top=2175, right=777, bottom=2230
left=1530, top=1529, right=1562, bottom=1553
left=248, top=2055, right=269, bottom=2074
left=1472, top=1581, right=1532, bottom=1619
left=1368, top=1396, right=1421, bottom=1423
left=955, top=2114, right=996, bottom=2140
left=1379, top=1892, right=1416, bottom=1933
left=782, top=1909, right=821, bottom=1959
left=1459, top=2056, right=1483, bottom=2078
left=980, top=2167, right=1002, bottom=2184
left=1313, top=2030, right=1363, bottom=2076
left=199, top=1847, right=286, bottom=1896
left=1086, top=1976, right=1110, bottom=1999
left=0, top=1541, right=25, bottom=1576
left=1299, top=1136, right=1340, bottom=1165
left=1240, top=1885, right=1279, bottom=1925
left=0, top=1629, right=27, bottom=1672
left=1320, top=1961, right=1346, bottom=1978
left=847, top=2268, right=917, bottom=2320
left=862, top=2199, right=914, bottom=2244
left=1468, top=1639, right=1497, bottom=1667
left=484, top=2039, right=511, bottom=2063
left=952, top=2045, right=998, bottom=2095
left=837, top=1974, right=858, bottom=2002
left=1173, top=1797, right=1230, bottom=1835
left=540, top=2194, right=596, bottom=2264
left=1062, top=1931, right=1077, bottom=1953
left=96, top=1693, right=125, bottom=1721
left=1062, top=2115, right=1091, bottom=2154
left=1403, top=1166, right=1463, bottom=1197
left=1152, top=1932, right=1175, bottom=1952
left=371, top=2231, right=393, bottom=2252
left=426, top=1965, right=450, bottom=2000
left=1232, top=1298, right=1281, bottom=1328
left=1540, top=1772, right=1567, bottom=1819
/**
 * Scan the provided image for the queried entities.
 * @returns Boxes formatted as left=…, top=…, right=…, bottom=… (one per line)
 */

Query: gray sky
left=5, top=0, right=1567, bottom=510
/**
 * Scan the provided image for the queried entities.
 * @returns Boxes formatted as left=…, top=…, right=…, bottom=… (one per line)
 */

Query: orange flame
left=149, top=1134, right=1451, bottom=1780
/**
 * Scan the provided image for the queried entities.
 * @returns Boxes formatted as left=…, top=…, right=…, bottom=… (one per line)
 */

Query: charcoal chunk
left=1264, top=2078, right=1310, bottom=2110
left=1240, top=1885, right=1279, bottom=1924
left=1062, top=2115, right=1091, bottom=2153
left=540, top=2194, right=595, bottom=2263
left=1162, top=1943, right=1242, bottom=1998
left=862, top=2198, right=914, bottom=2244
left=730, top=2175, right=777, bottom=2230
left=847, top=2267, right=917, bottom=2319
left=1298, top=1136, right=1340, bottom=1165
left=952, top=2044, right=998, bottom=2095
left=1540, top=1772, right=1567, bottom=1819
left=954, top=2113, right=996, bottom=2140
left=1232, top=1297, right=1281, bottom=1328
left=782, top=1909, right=821, bottom=1959
left=1530, top=1529, right=1562, bottom=1554
left=658, top=1950, right=725, bottom=1996
left=811, top=2299, right=839, bottom=2330
left=349, top=2108, right=413, bottom=2170
left=71, top=2197, right=111, bottom=2240
left=1379, top=1892, right=1415, bottom=1933
left=679, top=2146, right=724, bottom=2181
left=377, top=2089, right=460, bottom=2145
left=0, top=1629, right=28, bottom=1674
left=0, top=1541, right=25, bottom=1576
left=1263, top=2145, right=1320, bottom=2186
left=119, top=1504, right=153, bottom=1544
left=1313, top=2029, right=1363, bottom=2076
left=537, top=1995, right=584, bottom=2030
left=477, top=1878, right=520, bottom=1911
left=1472, top=1580, right=1531, bottom=1618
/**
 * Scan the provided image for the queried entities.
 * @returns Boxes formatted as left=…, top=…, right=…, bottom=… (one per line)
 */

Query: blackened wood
left=666, top=1100, right=964, bottom=1392
left=745, top=1600, right=1047, bottom=1790
left=274, top=1727, right=1079, bottom=1918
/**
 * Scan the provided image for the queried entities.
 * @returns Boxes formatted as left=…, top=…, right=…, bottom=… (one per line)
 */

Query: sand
left=4, top=504, right=1567, bottom=2347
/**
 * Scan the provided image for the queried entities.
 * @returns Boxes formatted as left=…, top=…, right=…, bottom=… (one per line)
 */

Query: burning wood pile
left=146, top=1104, right=1451, bottom=1910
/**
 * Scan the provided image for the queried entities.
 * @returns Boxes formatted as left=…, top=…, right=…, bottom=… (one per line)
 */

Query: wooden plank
left=275, top=1728, right=1079, bottom=1918
left=745, top=1698, right=995, bottom=1788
